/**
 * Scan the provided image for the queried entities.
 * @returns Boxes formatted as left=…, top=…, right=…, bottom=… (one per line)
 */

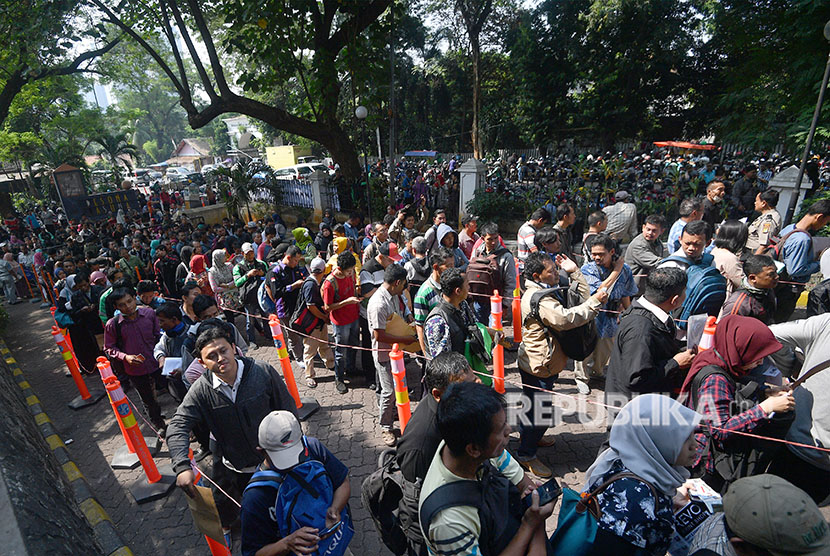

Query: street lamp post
left=786, top=20, right=830, bottom=225
left=355, top=105, right=370, bottom=218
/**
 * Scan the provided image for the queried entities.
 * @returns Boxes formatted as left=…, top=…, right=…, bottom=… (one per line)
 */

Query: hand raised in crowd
left=591, top=287, right=610, bottom=304
left=555, top=254, right=578, bottom=274
left=672, top=348, right=696, bottom=369
left=760, top=390, right=796, bottom=414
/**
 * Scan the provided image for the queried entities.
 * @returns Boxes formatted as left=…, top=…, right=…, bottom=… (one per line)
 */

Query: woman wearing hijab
left=581, top=394, right=701, bottom=555
left=187, top=253, right=214, bottom=297
left=208, top=249, right=241, bottom=323
left=292, top=227, right=317, bottom=264
left=149, top=239, right=161, bottom=260
left=272, top=213, right=287, bottom=240
left=315, top=222, right=333, bottom=254
left=325, top=236, right=361, bottom=276
left=680, top=314, right=795, bottom=489
left=321, top=208, right=335, bottom=228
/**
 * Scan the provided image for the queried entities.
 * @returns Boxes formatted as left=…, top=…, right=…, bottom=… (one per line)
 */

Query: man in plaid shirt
left=602, top=191, right=639, bottom=243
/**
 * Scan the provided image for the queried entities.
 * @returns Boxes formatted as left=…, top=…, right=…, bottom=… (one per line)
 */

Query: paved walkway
left=4, top=301, right=612, bottom=555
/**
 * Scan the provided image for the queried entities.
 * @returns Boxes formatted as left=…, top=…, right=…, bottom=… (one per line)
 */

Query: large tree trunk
left=0, top=69, right=26, bottom=130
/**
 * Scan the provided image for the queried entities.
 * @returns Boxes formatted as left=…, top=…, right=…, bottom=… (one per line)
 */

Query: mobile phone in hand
left=523, top=477, right=562, bottom=509
left=320, top=520, right=341, bottom=537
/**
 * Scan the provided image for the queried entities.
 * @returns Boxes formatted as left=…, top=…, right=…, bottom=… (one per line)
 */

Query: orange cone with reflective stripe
left=390, top=343, right=411, bottom=432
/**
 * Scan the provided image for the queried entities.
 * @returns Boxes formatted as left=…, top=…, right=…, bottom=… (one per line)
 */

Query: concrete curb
left=0, top=341, right=134, bottom=556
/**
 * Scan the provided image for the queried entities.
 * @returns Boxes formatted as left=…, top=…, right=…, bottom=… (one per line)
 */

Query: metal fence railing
left=251, top=177, right=341, bottom=212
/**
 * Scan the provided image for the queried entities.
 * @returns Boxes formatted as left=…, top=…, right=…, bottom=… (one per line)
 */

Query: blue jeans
left=332, top=320, right=359, bottom=381
left=472, top=299, right=491, bottom=326
left=517, top=370, right=557, bottom=460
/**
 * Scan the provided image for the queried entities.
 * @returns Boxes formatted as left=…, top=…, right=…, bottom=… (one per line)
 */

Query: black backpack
left=690, top=364, right=794, bottom=493
left=419, top=461, right=523, bottom=556
left=289, top=276, right=325, bottom=335
left=360, top=449, right=408, bottom=555
left=526, top=283, right=598, bottom=361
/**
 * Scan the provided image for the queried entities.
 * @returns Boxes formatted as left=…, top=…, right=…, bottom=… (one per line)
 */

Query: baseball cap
left=258, top=411, right=306, bottom=470
left=241, top=242, right=254, bottom=254
left=615, top=191, right=631, bottom=201
left=309, top=257, right=326, bottom=274
left=724, top=474, right=830, bottom=555
left=90, top=270, right=106, bottom=284
left=380, top=242, right=403, bottom=262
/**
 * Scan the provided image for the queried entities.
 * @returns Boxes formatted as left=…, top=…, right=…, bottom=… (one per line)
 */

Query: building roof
left=171, top=138, right=212, bottom=158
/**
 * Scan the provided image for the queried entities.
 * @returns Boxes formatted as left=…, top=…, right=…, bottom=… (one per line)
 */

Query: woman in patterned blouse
left=582, top=394, right=701, bottom=555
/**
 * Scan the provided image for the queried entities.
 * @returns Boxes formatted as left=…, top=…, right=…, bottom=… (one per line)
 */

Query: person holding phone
left=241, top=411, right=352, bottom=556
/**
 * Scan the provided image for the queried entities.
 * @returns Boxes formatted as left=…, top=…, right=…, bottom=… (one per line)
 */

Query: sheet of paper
left=186, top=485, right=225, bottom=544
left=162, top=357, right=182, bottom=377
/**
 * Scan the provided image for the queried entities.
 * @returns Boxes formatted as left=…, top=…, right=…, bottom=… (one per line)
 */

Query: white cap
left=258, top=411, right=305, bottom=470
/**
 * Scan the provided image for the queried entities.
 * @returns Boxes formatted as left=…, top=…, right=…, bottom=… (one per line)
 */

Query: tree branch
left=182, top=0, right=232, bottom=97
left=327, top=0, right=392, bottom=53
left=157, top=0, right=194, bottom=101
left=37, top=37, right=122, bottom=79
left=164, top=0, right=218, bottom=100
left=88, top=0, right=191, bottom=110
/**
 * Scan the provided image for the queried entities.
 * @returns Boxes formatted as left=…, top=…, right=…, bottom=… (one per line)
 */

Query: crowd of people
left=5, top=154, right=830, bottom=556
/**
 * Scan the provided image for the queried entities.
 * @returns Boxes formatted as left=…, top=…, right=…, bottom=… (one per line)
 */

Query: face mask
left=711, top=194, right=723, bottom=203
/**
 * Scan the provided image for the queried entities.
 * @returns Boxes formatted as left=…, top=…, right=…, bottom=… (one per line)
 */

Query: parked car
left=131, top=168, right=152, bottom=185
left=297, top=156, right=322, bottom=164
left=164, top=166, right=190, bottom=185
left=186, top=172, right=205, bottom=186
left=273, top=163, right=333, bottom=180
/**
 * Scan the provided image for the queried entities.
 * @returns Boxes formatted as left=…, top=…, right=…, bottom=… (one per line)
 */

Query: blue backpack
left=244, top=455, right=353, bottom=556
left=258, top=279, right=276, bottom=314
left=664, top=253, right=726, bottom=329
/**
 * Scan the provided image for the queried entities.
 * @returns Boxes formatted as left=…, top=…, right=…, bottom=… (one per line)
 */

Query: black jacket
left=605, top=300, right=682, bottom=405
left=396, top=394, right=440, bottom=484
left=166, top=356, right=297, bottom=474
left=807, top=278, right=830, bottom=318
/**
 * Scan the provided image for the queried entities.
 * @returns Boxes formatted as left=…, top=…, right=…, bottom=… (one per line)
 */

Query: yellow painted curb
left=79, top=498, right=110, bottom=527
left=62, top=461, right=83, bottom=482
left=45, top=434, right=64, bottom=450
